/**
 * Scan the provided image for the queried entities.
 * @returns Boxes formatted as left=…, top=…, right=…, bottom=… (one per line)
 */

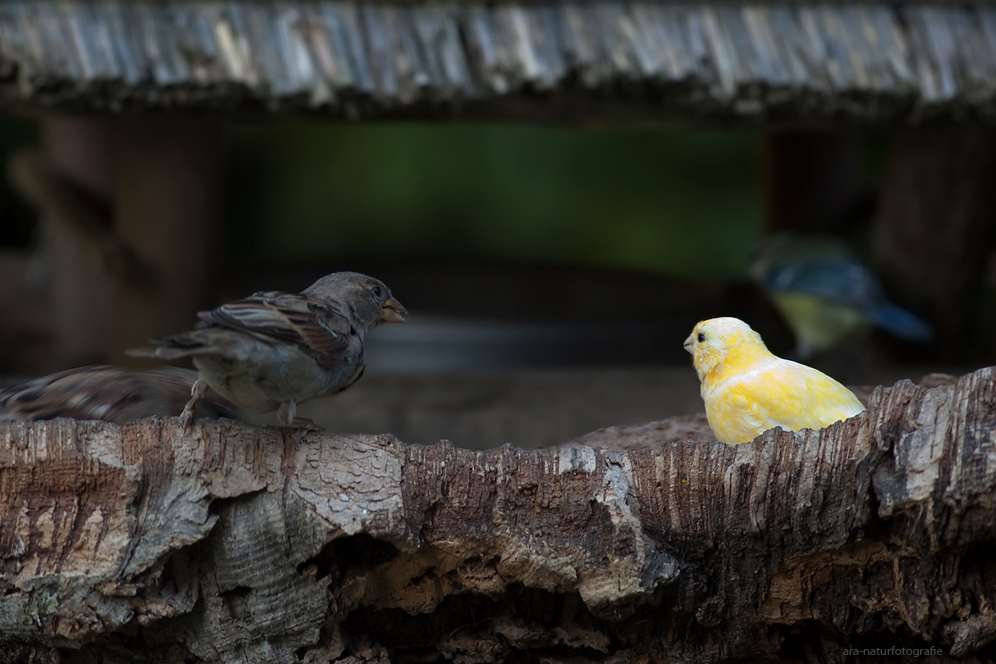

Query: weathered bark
left=4, top=3, right=996, bottom=126
left=2, top=368, right=996, bottom=663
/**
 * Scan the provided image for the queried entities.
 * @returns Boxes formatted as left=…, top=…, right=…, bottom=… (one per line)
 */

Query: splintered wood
left=2, top=368, right=996, bottom=663
left=2, top=3, right=996, bottom=123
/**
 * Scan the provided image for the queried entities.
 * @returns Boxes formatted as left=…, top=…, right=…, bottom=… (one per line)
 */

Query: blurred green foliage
left=226, top=125, right=762, bottom=278
left=0, top=118, right=763, bottom=278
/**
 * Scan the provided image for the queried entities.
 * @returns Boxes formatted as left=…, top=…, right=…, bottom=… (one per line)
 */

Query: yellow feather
left=683, top=317, right=865, bottom=445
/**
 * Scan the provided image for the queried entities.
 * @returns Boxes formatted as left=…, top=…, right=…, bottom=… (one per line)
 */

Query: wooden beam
left=1, top=3, right=995, bottom=127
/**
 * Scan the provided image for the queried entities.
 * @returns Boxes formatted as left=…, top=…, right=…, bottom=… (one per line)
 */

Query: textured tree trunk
left=2, top=368, right=996, bottom=663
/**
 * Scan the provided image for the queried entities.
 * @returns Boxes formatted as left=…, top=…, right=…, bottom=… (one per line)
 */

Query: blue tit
left=749, top=234, right=934, bottom=359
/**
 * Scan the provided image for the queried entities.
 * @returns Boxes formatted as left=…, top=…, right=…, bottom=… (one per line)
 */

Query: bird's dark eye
left=371, top=285, right=383, bottom=298
left=697, top=332, right=706, bottom=343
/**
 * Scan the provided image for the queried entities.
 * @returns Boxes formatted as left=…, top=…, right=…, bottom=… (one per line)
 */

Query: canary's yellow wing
left=702, top=357, right=864, bottom=445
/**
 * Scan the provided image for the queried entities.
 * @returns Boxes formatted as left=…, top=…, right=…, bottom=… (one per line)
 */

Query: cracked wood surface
left=5, top=3, right=996, bottom=124
left=1, top=367, right=996, bottom=663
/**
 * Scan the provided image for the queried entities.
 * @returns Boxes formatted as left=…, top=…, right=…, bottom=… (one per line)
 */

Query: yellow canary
left=683, top=317, right=865, bottom=445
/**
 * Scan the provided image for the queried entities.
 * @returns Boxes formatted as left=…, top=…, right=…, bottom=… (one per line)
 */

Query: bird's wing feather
left=708, top=358, right=864, bottom=444
left=0, top=365, right=234, bottom=423
left=197, top=291, right=354, bottom=366
left=766, top=260, right=883, bottom=310
left=0, top=366, right=141, bottom=421
left=733, top=361, right=864, bottom=431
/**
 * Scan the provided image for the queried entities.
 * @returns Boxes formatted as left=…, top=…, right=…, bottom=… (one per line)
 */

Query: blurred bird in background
left=684, top=317, right=865, bottom=445
left=749, top=233, right=934, bottom=359
left=129, top=271, right=406, bottom=429
left=0, top=365, right=235, bottom=425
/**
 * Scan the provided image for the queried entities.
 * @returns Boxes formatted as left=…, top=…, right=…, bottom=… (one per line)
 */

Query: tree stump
left=2, top=368, right=996, bottom=663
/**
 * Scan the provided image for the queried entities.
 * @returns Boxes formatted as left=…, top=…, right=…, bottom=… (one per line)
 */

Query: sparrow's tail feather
left=869, top=303, right=935, bottom=342
left=125, top=337, right=211, bottom=360
left=125, top=346, right=166, bottom=359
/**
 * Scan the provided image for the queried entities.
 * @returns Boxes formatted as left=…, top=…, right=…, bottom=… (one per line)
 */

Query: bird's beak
left=381, top=298, right=408, bottom=323
left=683, top=333, right=695, bottom=354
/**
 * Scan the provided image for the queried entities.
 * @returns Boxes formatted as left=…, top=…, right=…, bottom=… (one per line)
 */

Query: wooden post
left=872, top=129, right=996, bottom=361
left=42, top=117, right=115, bottom=367
left=111, top=116, right=224, bottom=367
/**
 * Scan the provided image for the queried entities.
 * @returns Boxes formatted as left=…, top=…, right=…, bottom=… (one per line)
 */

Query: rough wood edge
left=1, top=367, right=995, bottom=662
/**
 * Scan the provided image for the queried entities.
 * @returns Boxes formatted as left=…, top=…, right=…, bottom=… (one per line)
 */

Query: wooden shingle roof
left=1, top=2, right=995, bottom=123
